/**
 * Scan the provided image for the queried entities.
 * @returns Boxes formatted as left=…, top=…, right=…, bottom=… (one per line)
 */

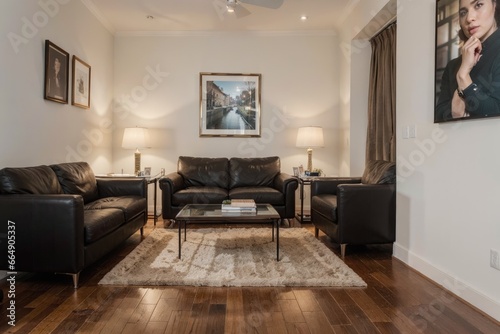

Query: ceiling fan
left=225, top=0, right=284, bottom=18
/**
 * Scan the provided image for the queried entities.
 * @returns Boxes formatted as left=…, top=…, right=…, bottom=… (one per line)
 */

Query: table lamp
left=296, top=126, right=324, bottom=172
left=122, top=127, right=150, bottom=175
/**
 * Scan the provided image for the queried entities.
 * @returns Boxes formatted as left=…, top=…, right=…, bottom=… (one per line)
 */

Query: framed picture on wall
left=199, top=72, right=261, bottom=137
left=434, top=0, right=500, bottom=123
left=44, top=40, right=69, bottom=104
left=72, top=56, right=91, bottom=109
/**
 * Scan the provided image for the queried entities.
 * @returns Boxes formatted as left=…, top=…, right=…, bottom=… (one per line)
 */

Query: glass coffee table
left=175, top=204, right=282, bottom=261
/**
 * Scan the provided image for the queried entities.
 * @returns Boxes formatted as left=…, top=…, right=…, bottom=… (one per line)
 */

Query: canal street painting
left=200, top=73, right=261, bottom=137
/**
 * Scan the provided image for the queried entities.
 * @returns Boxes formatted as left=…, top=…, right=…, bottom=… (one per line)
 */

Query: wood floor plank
left=149, top=298, right=174, bottom=322
left=143, top=320, right=168, bottom=334
left=278, top=299, right=306, bottom=324
left=293, top=289, right=322, bottom=313
left=346, top=289, right=391, bottom=323
left=264, top=312, right=288, bottom=334
left=224, top=288, right=246, bottom=334
left=98, top=288, right=148, bottom=334
left=121, top=303, right=156, bottom=334
left=207, top=304, right=226, bottom=334
left=302, top=311, right=336, bottom=334
left=311, top=288, right=351, bottom=326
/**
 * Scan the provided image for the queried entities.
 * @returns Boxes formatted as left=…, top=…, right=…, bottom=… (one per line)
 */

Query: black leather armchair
left=310, top=160, right=396, bottom=257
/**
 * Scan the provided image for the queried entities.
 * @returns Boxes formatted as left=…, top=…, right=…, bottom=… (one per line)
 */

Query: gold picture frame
left=72, top=56, right=91, bottom=109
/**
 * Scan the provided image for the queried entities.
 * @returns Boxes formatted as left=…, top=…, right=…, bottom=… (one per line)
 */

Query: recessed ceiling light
left=300, top=15, right=308, bottom=21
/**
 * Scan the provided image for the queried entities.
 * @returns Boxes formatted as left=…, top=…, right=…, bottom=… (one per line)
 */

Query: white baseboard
left=393, top=242, right=500, bottom=322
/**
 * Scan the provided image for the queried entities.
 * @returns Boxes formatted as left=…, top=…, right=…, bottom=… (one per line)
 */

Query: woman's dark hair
left=458, top=0, right=500, bottom=41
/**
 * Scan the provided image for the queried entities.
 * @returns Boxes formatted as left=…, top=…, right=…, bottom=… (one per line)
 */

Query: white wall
left=112, top=32, right=341, bottom=179
left=395, top=0, right=500, bottom=322
left=341, top=0, right=500, bottom=322
left=0, top=0, right=114, bottom=171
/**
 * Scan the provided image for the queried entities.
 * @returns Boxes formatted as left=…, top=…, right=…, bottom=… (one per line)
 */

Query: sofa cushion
left=311, top=194, right=338, bottom=223
left=178, top=156, right=229, bottom=189
left=84, top=196, right=146, bottom=221
left=0, top=165, right=63, bottom=194
left=229, top=187, right=284, bottom=205
left=172, top=187, right=228, bottom=206
left=361, top=160, right=396, bottom=185
left=84, top=208, right=124, bottom=244
left=229, top=156, right=280, bottom=189
left=50, top=162, right=99, bottom=203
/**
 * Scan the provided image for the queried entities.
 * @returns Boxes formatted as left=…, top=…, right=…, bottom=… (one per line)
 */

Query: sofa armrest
left=96, top=178, right=147, bottom=198
left=159, top=172, right=185, bottom=219
left=0, top=194, right=85, bottom=274
left=310, top=177, right=362, bottom=196
left=273, top=173, right=298, bottom=218
left=159, top=172, right=185, bottom=193
left=273, top=173, right=298, bottom=194
left=336, top=183, right=396, bottom=243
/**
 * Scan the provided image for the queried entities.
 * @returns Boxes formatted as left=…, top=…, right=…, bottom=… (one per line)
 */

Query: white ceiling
left=82, top=0, right=354, bottom=34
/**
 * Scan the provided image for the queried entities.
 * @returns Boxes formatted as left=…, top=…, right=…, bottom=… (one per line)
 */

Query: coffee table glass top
left=176, top=204, right=280, bottom=221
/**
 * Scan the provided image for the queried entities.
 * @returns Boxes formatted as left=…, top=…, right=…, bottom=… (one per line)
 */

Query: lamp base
left=134, top=150, right=141, bottom=176
left=307, top=148, right=313, bottom=172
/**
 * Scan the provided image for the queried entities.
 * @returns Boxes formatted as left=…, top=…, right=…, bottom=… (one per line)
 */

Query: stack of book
left=221, top=199, right=256, bottom=214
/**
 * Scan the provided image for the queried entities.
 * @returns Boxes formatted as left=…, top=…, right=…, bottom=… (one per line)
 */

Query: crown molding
left=115, top=29, right=337, bottom=37
left=80, top=0, right=116, bottom=35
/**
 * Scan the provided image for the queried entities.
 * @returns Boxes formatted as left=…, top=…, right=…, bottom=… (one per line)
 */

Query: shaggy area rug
left=99, top=228, right=366, bottom=287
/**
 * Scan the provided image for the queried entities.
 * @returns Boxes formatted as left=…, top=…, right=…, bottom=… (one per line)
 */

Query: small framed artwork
left=72, top=56, right=91, bottom=109
left=144, top=167, right=151, bottom=176
left=298, top=165, right=304, bottom=177
left=199, top=72, right=261, bottom=137
left=293, top=167, right=299, bottom=177
left=44, top=40, right=69, bottom=104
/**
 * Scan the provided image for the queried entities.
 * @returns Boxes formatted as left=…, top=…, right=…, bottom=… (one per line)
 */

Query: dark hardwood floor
left=1, top=219, right=499, bottom=333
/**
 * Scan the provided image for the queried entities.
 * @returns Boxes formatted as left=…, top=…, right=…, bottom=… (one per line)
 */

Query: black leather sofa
left=310, top=160, right=396, bottom=257
left=159, top=156, right=298, bottom=222
left=0, top=162, right=147, bottom=288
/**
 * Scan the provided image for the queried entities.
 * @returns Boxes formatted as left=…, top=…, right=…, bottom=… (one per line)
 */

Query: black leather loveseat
left=0, top=161, right=147, bottom=288
left=159, top=156, right=298, bottom=222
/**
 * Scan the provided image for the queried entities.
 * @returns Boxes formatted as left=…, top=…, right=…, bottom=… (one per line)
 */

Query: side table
left=95, top=174, right=159, bottom=225
left=296, top=176, right=328, bottom=223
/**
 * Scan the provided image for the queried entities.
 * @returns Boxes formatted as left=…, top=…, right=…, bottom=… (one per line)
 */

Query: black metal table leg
left=272, top=222, right=275, bottom=241
left=277, top=219, right=280, bottom=261
left=178, top=220, right=182, bottom=259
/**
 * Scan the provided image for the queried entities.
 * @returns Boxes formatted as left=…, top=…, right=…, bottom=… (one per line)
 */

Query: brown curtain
left=366, top=22, right=396, bottom=162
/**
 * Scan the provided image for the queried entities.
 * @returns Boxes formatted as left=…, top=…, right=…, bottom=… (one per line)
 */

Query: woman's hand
left=456, top=36, right=482, bottom=89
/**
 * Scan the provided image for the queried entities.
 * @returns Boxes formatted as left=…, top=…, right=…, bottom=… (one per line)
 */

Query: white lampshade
left=122, top=127, right=150, bottom=149
left=296, top=126, right=324, bottom=148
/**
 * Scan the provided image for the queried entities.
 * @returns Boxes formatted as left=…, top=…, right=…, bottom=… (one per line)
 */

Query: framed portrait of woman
left=434, top=0, right=500, bottom=123
left=44, top=40, right=69, bottom=104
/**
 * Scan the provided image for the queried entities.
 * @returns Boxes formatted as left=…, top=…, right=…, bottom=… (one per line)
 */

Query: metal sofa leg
left=71, top=273, right=80, bottom=289
left=340, top=244, right=347, bottom=258
left=163, top=219, right=175, bottom=228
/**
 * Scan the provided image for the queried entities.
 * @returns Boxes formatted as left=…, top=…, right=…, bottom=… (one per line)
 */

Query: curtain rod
left=370, top=17, right=397, bottom=41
